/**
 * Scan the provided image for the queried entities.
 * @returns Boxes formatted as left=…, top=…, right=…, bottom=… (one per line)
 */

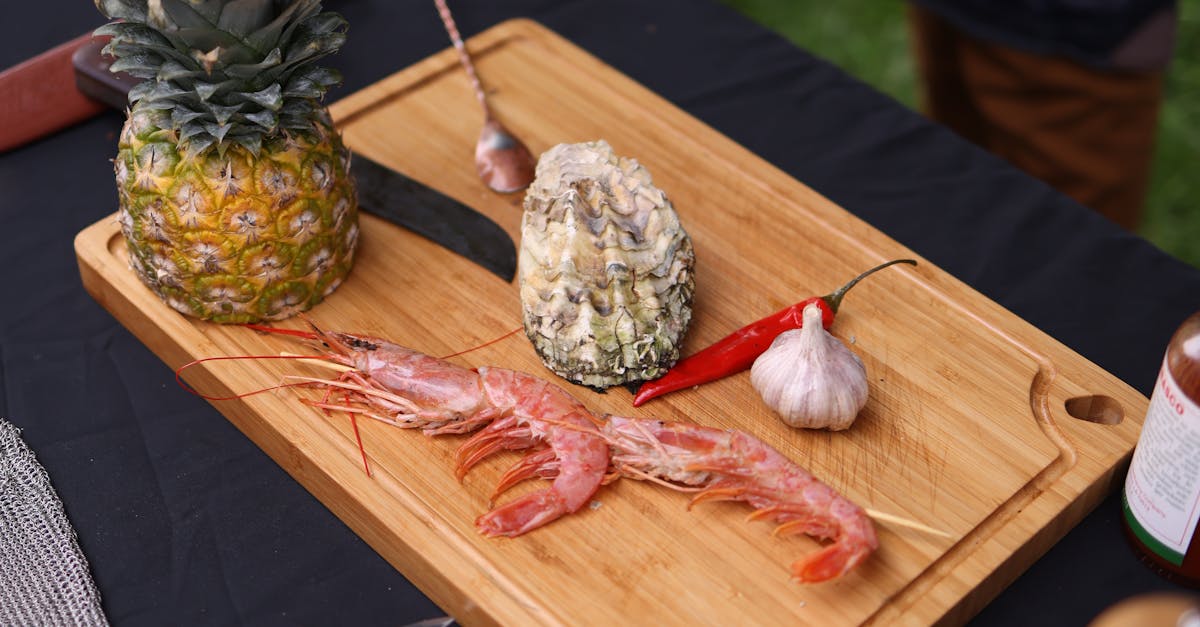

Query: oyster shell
left=519, top=140, right=695, bottom=388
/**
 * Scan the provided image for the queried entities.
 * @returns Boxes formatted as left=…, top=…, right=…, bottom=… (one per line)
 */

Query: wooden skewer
left=865, top=508, right=953, bottom=539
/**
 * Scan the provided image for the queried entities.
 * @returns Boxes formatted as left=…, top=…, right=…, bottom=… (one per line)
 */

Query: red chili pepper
left=632, top=258, right=916, bottom=406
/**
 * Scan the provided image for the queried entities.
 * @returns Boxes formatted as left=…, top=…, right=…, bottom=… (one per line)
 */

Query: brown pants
left=908, top=5, right=1165, bottom=230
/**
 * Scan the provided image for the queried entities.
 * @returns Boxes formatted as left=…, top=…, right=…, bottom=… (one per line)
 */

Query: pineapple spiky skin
left=115, top=107, right=358, bottom=323
left=96, top=0, right=358, bottom=323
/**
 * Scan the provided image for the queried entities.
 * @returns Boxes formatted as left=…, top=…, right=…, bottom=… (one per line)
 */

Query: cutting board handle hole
left=1064, top=395, right=1124, bottom=425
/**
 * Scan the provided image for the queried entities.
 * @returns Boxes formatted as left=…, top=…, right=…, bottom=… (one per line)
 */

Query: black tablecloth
left=4, top=1, right=1199, bottom=624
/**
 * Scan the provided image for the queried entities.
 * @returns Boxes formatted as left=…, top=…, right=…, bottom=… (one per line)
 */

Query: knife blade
left=350, top=155, right=516, bottom=281
left=0, top=30, right=517, bottom=281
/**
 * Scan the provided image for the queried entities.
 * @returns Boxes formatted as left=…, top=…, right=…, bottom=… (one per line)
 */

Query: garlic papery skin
left=750, top=302, right=869, bottom=430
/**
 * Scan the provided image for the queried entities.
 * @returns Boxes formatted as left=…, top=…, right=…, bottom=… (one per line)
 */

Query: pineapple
left=95, top=0, right=359, bottom=323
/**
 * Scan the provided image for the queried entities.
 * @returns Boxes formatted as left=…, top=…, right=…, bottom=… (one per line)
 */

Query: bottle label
left=1125, top=357, right=1200, bottom=565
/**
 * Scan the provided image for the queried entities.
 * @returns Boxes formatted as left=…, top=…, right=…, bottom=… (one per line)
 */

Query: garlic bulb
left=750, top=302, right=869, bottom=430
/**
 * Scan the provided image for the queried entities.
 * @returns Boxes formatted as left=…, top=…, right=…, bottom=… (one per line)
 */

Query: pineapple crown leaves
left=95, top=0, right=346, bottom=156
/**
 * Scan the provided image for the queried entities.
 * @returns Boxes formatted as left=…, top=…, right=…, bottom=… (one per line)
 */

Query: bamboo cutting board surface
left=76, top=19, right=1149, bottom=626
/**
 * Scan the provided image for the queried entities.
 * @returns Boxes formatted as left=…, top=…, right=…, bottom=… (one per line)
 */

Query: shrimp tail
left=791, top=537, right=873, bottom=583
left=787, top=500, right=877, bottom=583
left=476, top=490, right=571, bottom=537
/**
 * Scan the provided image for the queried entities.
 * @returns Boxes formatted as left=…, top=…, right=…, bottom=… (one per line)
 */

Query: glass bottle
left=1123, top=310, right=1200, bottom=587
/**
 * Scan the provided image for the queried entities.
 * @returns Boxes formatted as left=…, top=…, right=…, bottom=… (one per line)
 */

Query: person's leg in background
left=907, top=4, right=1168, bottom=231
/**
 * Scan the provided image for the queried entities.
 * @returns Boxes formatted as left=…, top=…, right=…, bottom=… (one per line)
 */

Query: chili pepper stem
left=823, top=258, right=917, bottom=313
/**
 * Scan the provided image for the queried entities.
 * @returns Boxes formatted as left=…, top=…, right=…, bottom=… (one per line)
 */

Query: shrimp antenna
left=439, top=326, right=523, bottom=360
left=174, top=353, right=338, bottom=401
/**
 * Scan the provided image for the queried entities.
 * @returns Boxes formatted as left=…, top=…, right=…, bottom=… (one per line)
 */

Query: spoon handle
left=434, top=0, right=490, bottom=119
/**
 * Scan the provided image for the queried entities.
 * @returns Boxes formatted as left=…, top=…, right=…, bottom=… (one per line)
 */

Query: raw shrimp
left=240, top=323, right=874, bottom=578
left=602, top=416, right=877, bottom=583
left=278, top=324, right=610, bottom=537
left=295, top=330, right=504, bottom=435
left=456, top=367, right=610, bottom=537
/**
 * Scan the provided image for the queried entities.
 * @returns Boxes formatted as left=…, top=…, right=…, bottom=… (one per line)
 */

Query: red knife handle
left=0, top=33, right=109, bottom=153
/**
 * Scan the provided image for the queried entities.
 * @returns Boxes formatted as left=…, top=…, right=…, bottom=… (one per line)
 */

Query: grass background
left=722, top=0, right=1200, bottom=269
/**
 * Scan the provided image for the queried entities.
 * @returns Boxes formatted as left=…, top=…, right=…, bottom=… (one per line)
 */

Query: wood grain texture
left=75, top=20, right=1148, bottom=626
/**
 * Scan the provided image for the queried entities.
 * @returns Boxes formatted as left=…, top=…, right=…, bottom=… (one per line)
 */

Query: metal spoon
left=434, top=0, right=536, bottom=193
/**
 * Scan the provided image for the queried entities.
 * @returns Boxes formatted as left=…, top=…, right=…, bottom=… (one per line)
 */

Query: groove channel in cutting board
left=76, top=19, right=1149, bottom=626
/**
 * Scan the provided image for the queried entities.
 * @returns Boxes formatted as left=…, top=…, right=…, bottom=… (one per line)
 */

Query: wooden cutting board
left=75, top=19, right=1149, bottom=626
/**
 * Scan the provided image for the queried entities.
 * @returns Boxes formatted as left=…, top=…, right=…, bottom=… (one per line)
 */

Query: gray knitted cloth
left=0, top=419, right=108, bottom=626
